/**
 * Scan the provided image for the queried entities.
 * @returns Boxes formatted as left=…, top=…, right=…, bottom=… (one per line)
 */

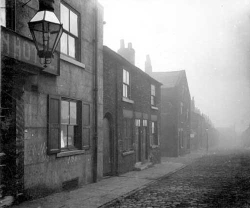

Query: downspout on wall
left=93, top=0, right=98, bottom=183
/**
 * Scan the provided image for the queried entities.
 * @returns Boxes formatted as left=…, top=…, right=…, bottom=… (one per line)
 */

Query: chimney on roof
left=117, top=40, right=135, bottom=65
left=145, top=54, right=152, bottom=75
left=120, top=39, right=125, bottom=49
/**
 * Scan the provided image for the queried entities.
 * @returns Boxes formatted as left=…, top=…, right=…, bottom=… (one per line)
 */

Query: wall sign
left=1, top=26, right=59, bottom=75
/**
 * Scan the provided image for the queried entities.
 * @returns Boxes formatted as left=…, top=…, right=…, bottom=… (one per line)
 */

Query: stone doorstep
left=134, top=161, right=154, bottom=171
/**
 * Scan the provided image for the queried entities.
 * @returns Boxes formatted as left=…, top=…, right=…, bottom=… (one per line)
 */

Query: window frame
left=60, top=98, right=79, bottom=151
left=47, top=95, right=90, bottom=155
left=151, top=84, right=156, bottom=106
left=123, top=69, right=131, bottom=99
left=60, top=2, right=80, bottom=60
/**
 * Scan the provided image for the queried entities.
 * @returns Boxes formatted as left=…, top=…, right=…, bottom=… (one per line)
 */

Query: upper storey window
left=151, top=84, right=156, bottom=106
left=123, top=69, right=131, bottom=98
left=60, top=2, right=79, bottom=59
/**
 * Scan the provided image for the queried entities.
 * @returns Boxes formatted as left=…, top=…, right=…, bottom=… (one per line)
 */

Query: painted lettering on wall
left=1, top=27, right=59, bottom=75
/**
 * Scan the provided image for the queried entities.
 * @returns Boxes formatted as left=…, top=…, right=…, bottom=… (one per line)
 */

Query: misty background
left=99, top=0, right=250, bottom=133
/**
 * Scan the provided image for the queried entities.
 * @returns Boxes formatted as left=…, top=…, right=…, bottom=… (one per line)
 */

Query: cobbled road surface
left=104, top=148, right=250, bottom=208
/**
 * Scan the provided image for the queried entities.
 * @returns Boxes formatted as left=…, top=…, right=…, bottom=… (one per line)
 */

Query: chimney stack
left=120, top=39, right=125, bottom=49
left=145, top=54, right=152, bottom=74
left=117, top=40, right=135, bottom=65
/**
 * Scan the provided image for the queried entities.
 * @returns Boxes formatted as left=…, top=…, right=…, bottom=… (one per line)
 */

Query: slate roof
left=151, top=70, right=185, bottom=88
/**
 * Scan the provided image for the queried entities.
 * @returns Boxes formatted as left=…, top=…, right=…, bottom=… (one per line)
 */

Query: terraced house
left=103, top=41, right=162, bottom=175
left=0, top=0, right=104, bottom=200
left=145, top=57, right=191, bottom=157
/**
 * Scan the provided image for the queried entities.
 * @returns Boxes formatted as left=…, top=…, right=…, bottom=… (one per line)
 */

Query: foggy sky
left=99, top=0, right=250, bottom=132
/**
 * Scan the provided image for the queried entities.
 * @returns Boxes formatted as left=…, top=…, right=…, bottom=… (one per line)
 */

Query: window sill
left=60, top=54, right=85, bottom=69
left=56, top=149, right=85, bottom=158
left=151, top=106, right=159, bottom=110
left=122, top=150, right=135, bottom=156
left=122, top=97, right=134, bottom=104
left=151, top=145, right=159, bottom=149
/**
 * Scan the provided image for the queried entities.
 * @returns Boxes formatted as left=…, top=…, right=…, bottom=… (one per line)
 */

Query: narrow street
left=104, top=149, right=250, bottom=208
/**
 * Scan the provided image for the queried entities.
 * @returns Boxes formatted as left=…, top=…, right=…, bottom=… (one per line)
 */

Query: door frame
left=103, top=113, right=115, bottom=176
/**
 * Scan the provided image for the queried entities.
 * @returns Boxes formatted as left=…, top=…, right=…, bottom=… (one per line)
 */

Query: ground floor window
left=151, top=121, right=159, bottom=146
left=47, top=95, right=90, bottom=154
left=178, top=128, right=184, bottom=148
left=123, top=118, right=133, bottom=151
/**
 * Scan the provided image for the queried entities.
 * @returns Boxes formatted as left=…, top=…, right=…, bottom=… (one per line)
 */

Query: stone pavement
left=11, top=150, right=205, bottom=208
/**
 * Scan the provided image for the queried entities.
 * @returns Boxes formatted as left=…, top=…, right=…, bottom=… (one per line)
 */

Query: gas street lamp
left=28, top=0, right=63, bottom=67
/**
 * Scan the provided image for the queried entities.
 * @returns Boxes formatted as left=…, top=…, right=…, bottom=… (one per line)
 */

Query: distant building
left=146, top=56, right=191, bottom=157
left=241, top=125, right=250, bottom=147
left=103, top=43, right=162, bottom=175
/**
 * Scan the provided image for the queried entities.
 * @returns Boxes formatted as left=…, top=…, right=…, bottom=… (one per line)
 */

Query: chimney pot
left=128, top=42, right=132, bottom=49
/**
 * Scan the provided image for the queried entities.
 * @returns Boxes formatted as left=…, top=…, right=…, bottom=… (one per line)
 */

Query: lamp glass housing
left=28, top=10, right=63, bottom=61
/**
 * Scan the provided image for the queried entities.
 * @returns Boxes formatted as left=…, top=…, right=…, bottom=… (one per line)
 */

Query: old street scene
left=0, top=0, right=250, bottom=208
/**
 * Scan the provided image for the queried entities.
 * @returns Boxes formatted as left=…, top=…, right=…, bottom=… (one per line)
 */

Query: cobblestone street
left=104, top=149, right=250, bottom=208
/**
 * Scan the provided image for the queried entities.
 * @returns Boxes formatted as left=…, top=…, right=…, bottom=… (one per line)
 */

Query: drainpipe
left=93, top=0, right=98, bottom=183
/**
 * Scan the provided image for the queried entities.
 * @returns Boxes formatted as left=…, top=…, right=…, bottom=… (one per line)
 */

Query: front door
left=135, top=126, right=142, bottom=162
left=103, top=117, right=112, bottom=176
left=142, top=126, right=148, bottom=160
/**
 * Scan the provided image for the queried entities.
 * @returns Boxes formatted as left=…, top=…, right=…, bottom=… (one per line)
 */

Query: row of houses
left=190, top=97, right=219, bottom=151
left=0, top=0, right=194, bottom=202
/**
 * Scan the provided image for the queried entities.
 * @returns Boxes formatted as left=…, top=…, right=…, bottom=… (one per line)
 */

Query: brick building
left=0, top=0, right=103, bottom=200
left=103, top=43, right=161, bottom=175
left=145, top=57, right=191, bottom=157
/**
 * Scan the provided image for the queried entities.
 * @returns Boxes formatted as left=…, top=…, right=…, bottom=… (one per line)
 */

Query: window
left=60, top=2, right=79, bottom=59
left=180, top=102, right=183, bottom=114
left=0, top=0, right=6, bottom=27
left=143, top=120, right=147, bottom=127
left=47, top=95, right=90, bottom=154
left=61, top=100, right=78, bottom=149
left=135, top=119, right=140, bottom=127
left=123, top=69, right=130, bottom=98
left=151, top=85, right=156, bottom=106
left=123, top=118, right=133, bottom=151
left=186, top=108, right=189, bottom=120
left=151, top=121, right=159, bottom=146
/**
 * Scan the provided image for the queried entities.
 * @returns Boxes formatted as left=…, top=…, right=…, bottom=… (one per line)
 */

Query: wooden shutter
left=47, top=95, right=61, bottom=154
left=82, top=103, right=90, bottom=149
left=75, top=100, right=82, bottom=149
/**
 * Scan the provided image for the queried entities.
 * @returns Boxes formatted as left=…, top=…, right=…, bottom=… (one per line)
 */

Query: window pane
left=70, top=101, right=77, bottom=124
left=61, top=100, right=69, bottom=124
left=61, top=125, right=67, bottom=148
left=70, top=10, right=78, bottom=36
left=123, top=84, right=127, bottom=97
left=61, top=3, right=69, bottom=31
left=123, top=69, right=126, bottom=83
left=60, top=32, right=68, bottom=54
left=68, top=35, right=75, bottom=58
left=126, top=71, right=129, bottom=84
left=68, top=125, right=75, bottom=147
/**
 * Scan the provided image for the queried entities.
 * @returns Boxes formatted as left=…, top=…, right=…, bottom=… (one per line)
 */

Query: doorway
left=103, top=115, right=113, bottom=176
